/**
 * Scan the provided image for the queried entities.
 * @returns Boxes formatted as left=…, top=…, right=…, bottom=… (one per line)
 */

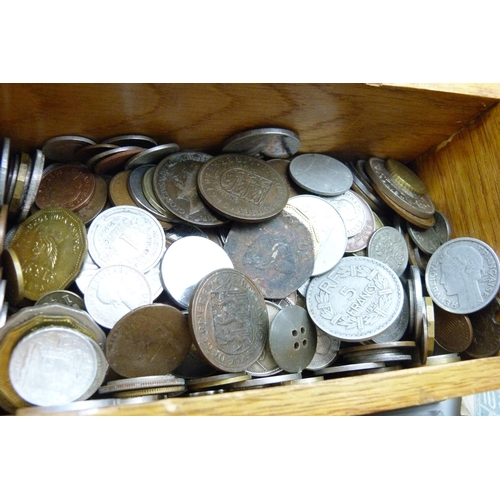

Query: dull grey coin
left=42, top=135, right=95, bottom=162
left=368, top=226, right=408, bottom=277
left=222, top=127, right=301, bottom=159
left=103, top=134, right=157, bottom=149
left=160, top=235, right=234, bottom=309
left=305, top=327, right=340, bottom=370
left=407, top=210, right=452, bottom=255
left=124, top=143, right=180, bottom=169
left=289, top=154, right=353, bottom=196
left=269, top=304, right=317, bottom=373
left=371, top=288, right=409, bottom=343
left=0, top=137, right=10, bottom=204
left=425, top=237, right=500, bottom=314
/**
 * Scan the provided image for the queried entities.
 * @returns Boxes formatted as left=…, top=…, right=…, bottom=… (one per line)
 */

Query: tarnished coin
left=464, top=297, right=500, bottom=358
left=35, top=164, right=96, bottom=212
left=87, top=205, right=166, bottom=273
left=142, top=165, right=181, bottom=222
left=8, top=152, right=30, bottom=220
left=84, top=264, right=152, bottom=329
left=434, top=305, right=473, bottom=353
left=0, top=138, right=10, bottom=204
left=160, top=236, right=234, bottom=309
left=106, top=303, right=192, bottom=378
left=91, top=146, right=145, bottom=175
left=221, top=127, right=301, bottom=159
left=407, top=210, right=451, bottom=255
left=124, top=143, right=180, bottom=169
left=17, top=149, right=45, bottom=223
left=1, top=247, right=24, bottom=305
left=153, top=151, right=227, bottom=227
left=230, top=372, right=302, bottom=390
left=186, top=372, right=250, bottom=391
left=9, top=208, right=88, bottom=301
left=75, top=143, right=119, bottom=165
left=305, top=327, right=340, bottom=370
left=408, top=265, right=424, bottom=345
left=313, top=361, right=386, bottom=377
left=197, top=153, right=289, bottom=222
left=224, top=206, right=315, bottom=299
left=42, top=135, right=96, bottom=162
left=368, top=226, right=408, bottom=277
left=35, top=290, right=85, bottom=310
left=306, top=256, right=404, bottom=342
left=266, top=158, right=303, bottom=198
left=108, top=170, right=137, bottom=207
left=425, top=237, right=500, bottom=314
left=287, top=194, right=347, bottom=276
left=75, top=173, right=108, bottom=225
left=289, top=154, right=353, bottom=196
left=188, top=268, right=268, bottom=373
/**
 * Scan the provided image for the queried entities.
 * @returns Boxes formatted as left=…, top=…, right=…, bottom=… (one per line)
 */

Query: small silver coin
left=425, top=237, right=500, bottom=314
left=17, top=149, right=45, bottom=223
left=42, top=135, right=96, bottom=162
left=269, top=304, right=317, bottom=373
left=124, top=143, right=180, bottom=169
left=305, top=327, right=341, bottom=370
left=35, top=290, right=85, bottom=310
left=368, top=226, right=408, bottom=277
left=222, top=127, right=301, bottom=159
left=289, top=154, right=353, bottom=196
left=0, top=137, right=10, bottom=204
left=407, top=210, right=452, bottom=255
left=230, top=372, right=302, bottom=390
left=312, top=361, right=386, bottom=377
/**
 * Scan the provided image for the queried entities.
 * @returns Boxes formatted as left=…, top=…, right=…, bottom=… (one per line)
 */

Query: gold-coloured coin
left=8, top=152, right=30, bottom=219
left=186, top=372, right=251, bottom=391
left=0, top=204, right=8, bottom=252
left=386, top=159, right=428, bottom=195
left=1, top=248, right=24, bottom=305
left=108, top=170, right=137, bottom=207
left=112, top=386, right=186, bottom=398
left=424, top=296, right=435, bottom=355
left=9, top=208, right=88, bottom=301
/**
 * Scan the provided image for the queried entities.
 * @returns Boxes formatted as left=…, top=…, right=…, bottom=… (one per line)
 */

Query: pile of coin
left=0, top=126, right=499, bottom=415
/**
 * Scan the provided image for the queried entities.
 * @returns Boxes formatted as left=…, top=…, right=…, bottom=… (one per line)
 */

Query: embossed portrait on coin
left=172, top=163, right=205, bottom=214
left=210, top=291, right=253, bottom=354
left=96, top=275, right=139, bottom=311
left=242, top=234, right=295, bottom=274
left=440, top=245, right=485, bottom=310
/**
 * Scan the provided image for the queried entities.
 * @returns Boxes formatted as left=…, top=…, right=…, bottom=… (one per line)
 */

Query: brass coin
left=108, top=170, right=137, bottom=207
left=0, top=204, right=8, bottom=251
left=424, top=297, right=435, bottom=355
left=186, top=372, right=251, bottom=391
left=112, top=386, right=186, bottom=398
left=8, top=152, right=30, bottom=218
left=434, top=305, right=473, bottom=353
left=9, top=208, right=88, bottom=301
left=75, top=173, right=108, bottom=225
left=106, top=303, right=192, bottom=378
left=189, top=268, right=268, bottom=373
left=197, top=153, right=289, bottom=222
left=385, top=158, right=429, bottom=195
left=35, top=163, right=96, bottom=212
left=1, top=247, right=24, bottom=305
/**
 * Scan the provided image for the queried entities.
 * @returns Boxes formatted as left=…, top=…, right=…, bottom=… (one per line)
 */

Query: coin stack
left=0, top=127, right=499, bottom=415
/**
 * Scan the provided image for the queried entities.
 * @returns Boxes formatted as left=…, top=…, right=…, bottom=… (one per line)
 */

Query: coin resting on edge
left=188, top=268, right=268, bottom=373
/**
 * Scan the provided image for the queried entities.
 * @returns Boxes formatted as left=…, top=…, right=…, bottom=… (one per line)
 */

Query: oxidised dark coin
left=197, top=154, right=289, bottom=223
left=224, top=206, right=316, bottom=299
left=434, top=305, right=473, bottom=353
left=464, top=297, right=500, bottom=358
left=188, top=268, right=268, bottom=372
left=152, top=151, right=227, bottom=227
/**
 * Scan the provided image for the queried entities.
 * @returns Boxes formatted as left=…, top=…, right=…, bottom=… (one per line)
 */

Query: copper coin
left=75, top=173, right=108, bottom=225
left=35, top=164, right=96, bottom=212
left=74, top=143, right=119, bottom=165
left=266, top=158, right=304, bottom=198
left=464, top=297, right=500, bottom=358
left=91, top=146, right=145, bottom=175
left=108, top=170, right=137, bottom=207
left=197, top=153, right=289, bottom=222
left=434, top=305, right=473, bottom=353
left=224, top=206, right=316, bottom=299
left=189, top=268, right=268, bottom=372
left=42, top=135, right=96, bottom=162
left=106, top=303, right=192, bottom=378
left=0, top=204, right=8, bottom=252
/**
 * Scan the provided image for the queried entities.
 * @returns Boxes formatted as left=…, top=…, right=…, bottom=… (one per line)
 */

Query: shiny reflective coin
left=8, top=326, right=107, bottom=407
left=8, top=152, right=30, bottom=219
left=385, top=158, right=429, bottom=195
left=368, top=226, right=408, bottom=277
left=424, top=296, right=435, bottom=355
left=35, top=290, right=85, bottom=310
left=189, top=268, right=268, bottom=372
left=269, top=304, right=317, bottom=373
left=153, top=151, right=227, bottom=227
left=87, top=205, right=166, bottom=273
left=42, top=135, right=96, bottom=162
left=35, top=163, right=96, bottom=212
left=224, top=206, right=315, bottom=299
left=17, top=149, right=45, bottom=223
left=282, top=375, right=324, bottom=386
left=124, top=143, right=180, bottom=169
left=326, top=190, right=366, bottom=238
left=306, top=256, right=405, bottom=342
left=16, top=397, right=118, bottom=415
left=434, top=306, right=473, bottom=353
left=425, top=237, right=500, bottom=314
left=1, top=247, right=24, bottom=305
left=9, top=208, right=87, bottom=301
left=112, top=386, right=186, bottom=398
left=425, top=353, right=461, bottom=365
left=230, top=372, right=302, bottom=390
left=222, top=127, right=300, bottom=159
left=106, top=303, right=192, bottom=378
left=0, top=138, right=10, bottom=204
left=305, top=327, right=340, bottom=370
left=84, top=264, right=152, bottom=329
left=75, top=251, right=99, bottom=295
left=165, top=223, right=208, bottom=242
left=103, top=134, right=157, bottom=149
left=287, top=194, right=347, bottom=276
left=186, top=372, right=250, bottom=391
left=289, top=154, right=353, bottom=196
left=340, top=351, right=413, bottom=365
left=160, top=236, right=233, bottom=309
left=464, top=297, right=500, bottom=358
left=197, top=153, right=289, bottom=222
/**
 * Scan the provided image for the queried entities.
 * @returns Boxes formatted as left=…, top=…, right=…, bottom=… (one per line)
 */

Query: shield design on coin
left=210, top=290, right=254, bottom=355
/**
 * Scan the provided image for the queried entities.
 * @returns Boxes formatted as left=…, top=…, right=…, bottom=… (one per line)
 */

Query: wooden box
left=2, top=83, right=500, bottom=416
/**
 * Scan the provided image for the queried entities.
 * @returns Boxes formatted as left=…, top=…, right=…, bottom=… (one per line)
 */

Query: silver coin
left=84, top=264, right=152, bottom=329
left=35, top=290, right=85, bottom=310
left=344, top=190, right=376, bottom=253
left=368, top=226, right=408, bottom=277
left=305, top=327, right=340, bottom=370
left=306, top=256, right=405, bottom=342
left=425, top=237, right=500, bottom=314
left=42, top=135, right=95, bottom=162
left=87, top=205, right=166, bottom=273
left=17, top=149, right=45, bottom=223
left=124, top=143, right=180, bottom=169
left=289, top=154, right=353, bottom=196
left=371, top=288, right=409, bottom=343
left=165, top=223, right=209, bottom=243
left=222, top=127, right=301, bottom=159
left=230, top=372, right=302, bottom=390
left=407, top=210, right=452, bottom=255
left=0, top=137, right=10, bottom=204
left=325, top=190, right=366, bottom=238
left=103, top=134, right=157, bottom=149
left=347, top=160, right=388, bottom=213
left=288, top=194, right=347, bottom=276
left=160, top=235, right=234, bottom=309
left=312, top=361, right=386, bottom=377
left=75, top=251, right=100, bottom=295
left=99, top=374, right=185, bottom=394
left=8, top=326, right=101, bottom=407
left=0, top=302, right=8, bottom=328
left=408, top=265, right=424, bottom=346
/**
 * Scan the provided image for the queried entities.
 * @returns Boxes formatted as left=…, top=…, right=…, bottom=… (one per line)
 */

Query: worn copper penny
left=434, top=305, right=473, bottom=353
left=90, top=146, right=145, bottom=174
left=106, top=303, right=192, bottom=378
left=108, top=170, right=137, bottom=207
left=75, top=173, right=108, bottom=225
left=464, top=297, right=500, bottom=358
left=197, top=153, right=289, bottom=222
left=35, top=164, right=96, bottom=212
left=224, top=205, right=316, bottom=299
left=188, top=268, right=268, bottom=372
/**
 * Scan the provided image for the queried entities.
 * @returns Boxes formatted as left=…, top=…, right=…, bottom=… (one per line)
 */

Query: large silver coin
left=425, top=237, right=500, bottom=314
left=287, top=194, right=347, bottom=276
left=289, top=154, right=353, bottom=196
left=222, top=127, right=301, bottom=159
left=160, top=235, right=234, bottom=309
left=87, top=205, right=166, bottom=273
left=306, top=256, right=405, bottom=341
left=325, top=190, right=366, bottom=238
left=368, top=226, right=408, bottom=277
